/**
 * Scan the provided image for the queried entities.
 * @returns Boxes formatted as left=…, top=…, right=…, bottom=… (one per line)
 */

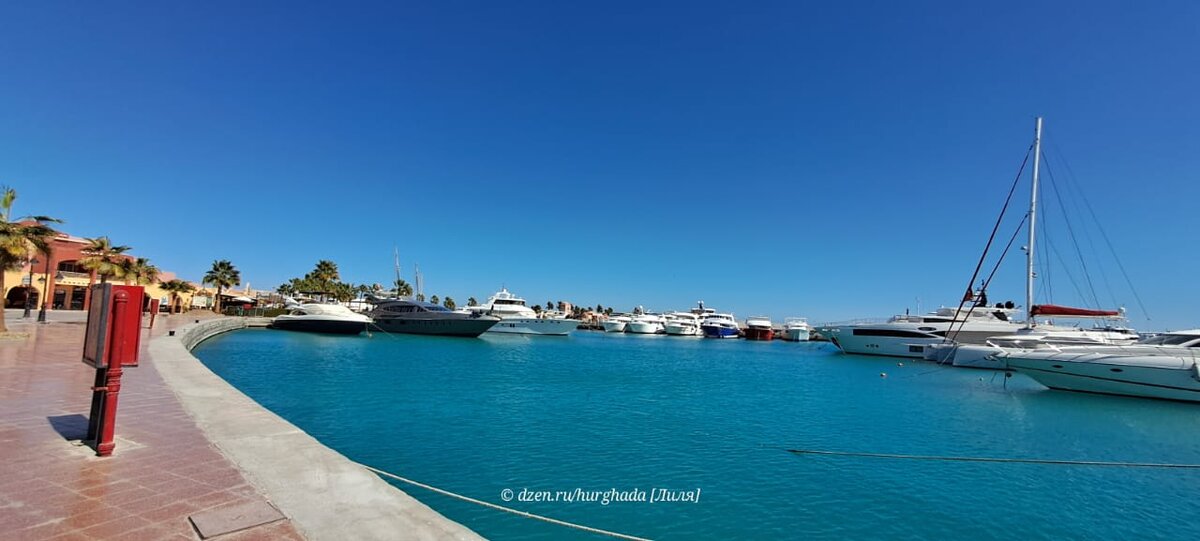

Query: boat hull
left=371, top=317, right=499, bottom=337
left=663, top=323, right=701, bottom=336
left=270, top=318, right=368, bottom=335
left=781, top=328, right=810, bottom=341
left=487, top=318, right=578, bottom=336
left=744, top=327, right=774, bottom=341
left=602, top=321, right=628, bottom=333
left=626, top=322, right=663, bottom=334
left=1005, top=354, right=1200, bottom=402
left=821, top=327, right=944, bottom=358
left=702, top=325, right=739, bottom=339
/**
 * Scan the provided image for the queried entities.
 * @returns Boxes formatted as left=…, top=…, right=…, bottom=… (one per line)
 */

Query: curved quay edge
left=151, top=318, right=483, bottom=541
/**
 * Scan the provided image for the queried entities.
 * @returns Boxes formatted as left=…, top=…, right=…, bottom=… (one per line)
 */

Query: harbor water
left=193, top=329, right=1200, bottom=540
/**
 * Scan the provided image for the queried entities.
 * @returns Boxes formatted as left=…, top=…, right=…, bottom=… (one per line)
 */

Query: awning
left=1030, top=304, right=1120, bottom=318
left=228, top=296, right=254, bottom=303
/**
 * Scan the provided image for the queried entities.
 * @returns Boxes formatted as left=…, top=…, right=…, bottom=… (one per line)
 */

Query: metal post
left=1026, top=116, right=1043, bottom=328
left=23, top=258, right=36, bottom=318
left=37, top=258, right=52, bottom=323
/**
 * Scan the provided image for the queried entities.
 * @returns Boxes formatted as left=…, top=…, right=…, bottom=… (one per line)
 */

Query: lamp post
left=23, top=258, right=38, bottom=318
left=37, top=261, right=54, bottom=323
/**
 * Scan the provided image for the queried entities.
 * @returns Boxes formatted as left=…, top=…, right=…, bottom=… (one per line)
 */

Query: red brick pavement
left=0, top=314, right=304, bottom=540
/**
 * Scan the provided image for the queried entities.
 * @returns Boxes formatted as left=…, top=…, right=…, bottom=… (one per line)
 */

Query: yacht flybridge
left=465, top=288, right=579, bottom=336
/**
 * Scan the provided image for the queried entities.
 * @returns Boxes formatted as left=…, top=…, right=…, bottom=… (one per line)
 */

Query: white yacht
left=270, top=300, right=373, bottom=335
left=663, top=312, right=703, bottom=336
left=926, top=323, right=1139, bottom=369
left=701, top=313, right=740, bottom=339
left=626, top=313, right=666, bottom=334
left=602, top=315, right=631, bottom=333
left=996, top=330, right=1200, bottom=402
left=781, top=317, right=812, bottom=342
left=819, top=305, right=1026, bottom=357
left=464, top=288, right=579, bottom=336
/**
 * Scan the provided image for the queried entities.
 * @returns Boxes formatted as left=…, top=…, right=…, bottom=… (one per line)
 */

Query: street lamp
left=36, top=259, right=54, bottom=323
left=22, top=257, right=37, bottom=318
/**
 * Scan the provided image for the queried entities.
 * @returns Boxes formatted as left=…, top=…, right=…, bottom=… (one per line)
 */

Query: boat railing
left=816, top=317, right=891, bottom=327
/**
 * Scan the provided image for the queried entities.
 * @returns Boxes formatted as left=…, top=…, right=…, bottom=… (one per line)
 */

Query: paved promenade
left=0, top=311, right=304, bottom=540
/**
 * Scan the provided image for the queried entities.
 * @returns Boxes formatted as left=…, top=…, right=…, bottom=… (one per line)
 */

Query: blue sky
left=2, top=1, right=1197, bottom=328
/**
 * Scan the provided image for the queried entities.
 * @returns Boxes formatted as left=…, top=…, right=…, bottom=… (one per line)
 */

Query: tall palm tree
left=202, top=260, right=241, bottom=313
left=443, top=296, right=456, bottom=310
left=120, top=257, right=160, bottom=286
left=0, top=187, right=61, bottom=332
left=394, top=278, right=413, bottom=298
left=80, top=236, right=131, bottom=310
left=467, top=297, right=478, bottom=307
left=158, top=279, right=195, bottom=314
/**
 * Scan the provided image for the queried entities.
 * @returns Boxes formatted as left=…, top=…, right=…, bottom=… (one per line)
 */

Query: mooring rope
left=358, top=463, right=653, bottom=541
left=787, top=448, right=1200, bottom=469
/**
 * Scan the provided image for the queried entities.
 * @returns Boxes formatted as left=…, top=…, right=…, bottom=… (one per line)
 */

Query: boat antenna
left=1026, top=117, right=1043, bottom=329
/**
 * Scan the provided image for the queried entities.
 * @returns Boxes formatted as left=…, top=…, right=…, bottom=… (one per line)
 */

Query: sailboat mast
left=1026, top=116, right=1043, bottom=328
left=393, top=247, right=401, bottom=298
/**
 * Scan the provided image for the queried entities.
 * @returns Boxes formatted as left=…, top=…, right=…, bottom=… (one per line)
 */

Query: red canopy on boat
left=1030, top=304, right=1120, bottom=317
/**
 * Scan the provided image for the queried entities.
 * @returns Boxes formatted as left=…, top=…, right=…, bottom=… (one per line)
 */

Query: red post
left=148, top=299, right=159, bottom=329
left=95, top=290, right=130, bottom=457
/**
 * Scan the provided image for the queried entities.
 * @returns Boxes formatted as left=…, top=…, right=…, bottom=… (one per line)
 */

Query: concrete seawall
left=153, top=318, right=483, bottom=541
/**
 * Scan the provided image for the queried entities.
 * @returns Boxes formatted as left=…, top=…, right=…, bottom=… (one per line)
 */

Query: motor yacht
left=925, top=325, right=1139, bottom=369
left=270, top=301, right=372, bottom=335
left=781, top=317, right=812, bottom=342
left=819, top=305, right=1026, bottom=357
left=663, top=312, right=703, bottom=336
left=602, top=315, right=631, bottom=333
left=744, top=316, right=774, bottom=341
left=701, top=313, right=740, bottom=339
left=627, top=313, right=666, bottom=334
left=995, top=330, right=1200, bottom=402
left=464, top=288, right=579, bottom=336
left=369, top=298, right=499, bottom=337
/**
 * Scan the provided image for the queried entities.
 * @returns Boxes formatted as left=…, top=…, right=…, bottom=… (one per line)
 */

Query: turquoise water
left=193, top=330, right=1200, bottom=540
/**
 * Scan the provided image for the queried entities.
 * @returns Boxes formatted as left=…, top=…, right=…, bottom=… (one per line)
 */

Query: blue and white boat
left=701, top=313, right=740, bottom=339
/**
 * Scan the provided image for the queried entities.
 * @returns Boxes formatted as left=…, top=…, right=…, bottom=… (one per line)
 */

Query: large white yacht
left=627, top=313, right=666, bottom=334
left=781, top=317, right=812, bottom=342
left=701, top=313, right=740, bottom=339
left=995, top=330, right=1200, bottom=402
left=663, top=312, right=703, bottom=336
left=819, top=305, right=1026, bottom=357
left=464, top=288, right=579, bottom=336
left=270, top=300, right=373, bottom=335
left=925, top=322, right=1139, bottom=369
left=602, top=315, right=631, bottom=333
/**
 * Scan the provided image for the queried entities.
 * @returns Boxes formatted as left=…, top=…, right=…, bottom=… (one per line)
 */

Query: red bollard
left=83, top=284, right=144, bottom=457
left=148, top=299, right=159, bottom=329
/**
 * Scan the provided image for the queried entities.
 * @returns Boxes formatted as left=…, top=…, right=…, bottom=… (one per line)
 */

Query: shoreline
left=153, top=317, right=482, bottom=541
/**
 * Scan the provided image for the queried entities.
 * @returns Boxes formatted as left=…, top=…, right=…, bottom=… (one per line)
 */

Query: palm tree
left=394, top=279, right=413, bottom=298
left=80, top=236, right=131, bottom=309
left=443, top=297, right=456, bottom=310
left=120, top=257, right=160, bottom=285
left=415, top=293, right=425, bottom=302
left=203, top=260, right=241, bottom=313
left=0, top=187, right=61, bottom=332
left=310, top=260, right=340, bottom=298
left=467, top=297, right=478, bottom=307
left=430, top=295, right=440, bottom=305
left=158, top=279, right=196, bottom=314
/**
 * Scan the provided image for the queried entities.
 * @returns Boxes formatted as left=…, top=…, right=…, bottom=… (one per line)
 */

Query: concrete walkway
left=0, top=312, right=481, bottom=540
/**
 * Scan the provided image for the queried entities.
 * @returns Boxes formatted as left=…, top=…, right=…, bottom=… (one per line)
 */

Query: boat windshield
left=1138, top=334, right=1200, bottom=346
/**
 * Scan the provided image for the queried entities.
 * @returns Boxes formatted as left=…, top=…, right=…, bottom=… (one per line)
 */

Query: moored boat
left=744, top=316, right=774, bottom=341
left=996, top=330, right=1200, bottom=402
left=369, top=298, right=499, bottom=337
left=602, top=316, right=631, bottom=333
left=465, top=288, right=579, bottom=336
left=701, top=313, right=739, bottom=339
left=627, top=313, right=666, bottom=334
left=270, top=302, right=372, bottom=335
left=781, top=317, right=811, bottom=341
